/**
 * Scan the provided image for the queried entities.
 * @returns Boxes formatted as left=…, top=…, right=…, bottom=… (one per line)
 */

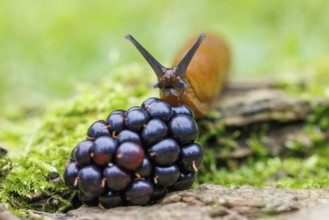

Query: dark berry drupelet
left=143, top=99, right=173, bottom=122
left=150, top=186, right=167, bottom=202
left=168, top=115, right=198, bottom=145
left=141, top=119, right=168, bottom=146
left=92, top=136, right=117, bottom=166
left=116, top=130, right=141, bottom=145
left=74, top=140, right=93, bottom=166
left=135, top=158, right=152, bottom=178
left=63, top=162, right=79, bottom=189
left=99, top=191, right=125, bottom=208
left=78, top=165, right=103, bottom=197
left=69, top=147, right=77, bottom=163
left=78, top=192, right=99, bottom=206
left=180, top=143, right=204, bottom=172
left=153, top=165, right=180, bottom=187
left=63, top=97, right=204, bottom=209
left=106, top=110, right=126, bottom=136
left=87, top=120, right=110, bottom=139
left=125, top=180, right=153, bottom=205
left=141, top=97, right=160, bottom=109
left=169, top=172, right=195, bottom=191
left=172, top=104, right=194, bottom=117
left=125, top=107, right=148, bottom=132
left=148, top=138, right=180, bottom=166
left=103, top=165, right=131, bottom=191
left=116, top=142, right=144, bottom=171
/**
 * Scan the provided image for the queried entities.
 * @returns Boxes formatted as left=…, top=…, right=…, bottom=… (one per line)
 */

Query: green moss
left=198, top=152, right=329, bottom=189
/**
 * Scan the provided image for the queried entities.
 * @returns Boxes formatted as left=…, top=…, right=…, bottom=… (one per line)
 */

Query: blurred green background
left=1, top=0, right=329, bottom=116
left=1, top=1, right=329, bottom=210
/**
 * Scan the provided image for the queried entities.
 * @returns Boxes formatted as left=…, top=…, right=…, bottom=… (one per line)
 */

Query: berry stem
left=192, top=160, right=198, bottom=172
left=73, top=177, right=79, bottom=187
left=112, top=131, right=118, bottom=139
left=153, top=176, right=158, bottom=184
left=86, top=136, right=95, bottom=140
left=101, top=178, right=107, bottom=188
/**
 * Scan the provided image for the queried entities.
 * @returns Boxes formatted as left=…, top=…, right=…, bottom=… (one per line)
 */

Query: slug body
left=125, top=33, right=230, bottom=117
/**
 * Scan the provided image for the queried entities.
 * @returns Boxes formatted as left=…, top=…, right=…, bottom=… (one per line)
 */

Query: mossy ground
left=0, top=62, right=329, bottom=215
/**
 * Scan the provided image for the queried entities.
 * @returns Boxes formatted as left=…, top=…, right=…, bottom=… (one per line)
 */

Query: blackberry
left=63, top=97, right=204, bottom=208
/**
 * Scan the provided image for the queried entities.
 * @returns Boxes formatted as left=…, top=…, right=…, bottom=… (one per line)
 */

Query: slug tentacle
left=175, top=33, right=206, bottom=78
left=125, top=34, right=165, bottom=79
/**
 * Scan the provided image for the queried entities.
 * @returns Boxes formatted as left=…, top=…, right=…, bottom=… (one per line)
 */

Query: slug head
left=125, top=34, right=205, bottom=97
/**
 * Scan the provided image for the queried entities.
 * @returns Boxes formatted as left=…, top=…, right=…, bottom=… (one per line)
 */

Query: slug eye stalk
left=125, top=33, right=206, bottom=97
left=175, top=33, right=206, bottom=78
left=125, top=34, right=166, bottom=80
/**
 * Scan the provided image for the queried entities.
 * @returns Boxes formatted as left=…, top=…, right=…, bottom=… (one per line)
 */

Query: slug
left=125, top=33, right=230, bottom=117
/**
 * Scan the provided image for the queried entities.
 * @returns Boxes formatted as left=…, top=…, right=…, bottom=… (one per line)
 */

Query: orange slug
left=125, top=33, right=230, bottom=117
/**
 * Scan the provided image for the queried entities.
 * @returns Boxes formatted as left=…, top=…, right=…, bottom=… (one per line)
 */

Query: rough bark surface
left=20, top=184, right=329, bottom=220
left=0, top=204, right=20, bottom=220
left=2, top=184, right=329, bottom=219
left=201, top=83, right=328, bottom=161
